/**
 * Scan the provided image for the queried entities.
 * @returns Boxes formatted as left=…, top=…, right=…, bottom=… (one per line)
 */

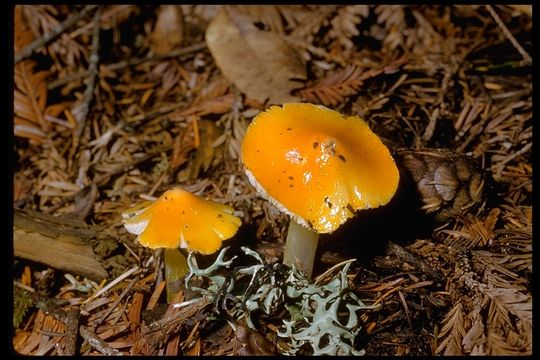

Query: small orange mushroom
left=122, top=187, right=241, bottom=254
left=241, top=103, right=399, bottom=278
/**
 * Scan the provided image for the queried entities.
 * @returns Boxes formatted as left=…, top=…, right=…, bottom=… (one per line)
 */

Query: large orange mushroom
left=241, top=103, right=399, bottom=278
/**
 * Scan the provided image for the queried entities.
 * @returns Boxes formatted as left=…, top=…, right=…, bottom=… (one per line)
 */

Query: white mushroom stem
left=283, top=220, right=320, bottom=279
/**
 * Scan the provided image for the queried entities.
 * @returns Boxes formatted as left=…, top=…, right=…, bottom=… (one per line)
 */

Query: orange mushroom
left=122, top=187, right=242, bottom=301
left=122, top=187, right=241, bottom=254
left=241, top=103, right=399, bottom=278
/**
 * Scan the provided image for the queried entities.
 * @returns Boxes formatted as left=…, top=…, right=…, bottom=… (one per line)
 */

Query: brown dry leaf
left=298, top=66, right=365, bottom=106
left=178, top=93, right=236, bottom=117
left=14, top=6, right=49, bottom=141
left=205, top=7, right=306, bottom=104
left=436, top=302, right=466, bottom=355
left=298, top=57, right=407, bottom=106
left=329, top=5, right=369, bottom=49
left=375, top=5, right=406, bottom=51
left=150, top=5, right=184, bottom=55
left=14, top=61, right=49, bottom=137
left=14, top=5, right=33, bottom=51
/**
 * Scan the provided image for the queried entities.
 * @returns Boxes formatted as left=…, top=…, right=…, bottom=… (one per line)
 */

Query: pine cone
left=393, top=148, right=486, bottom=221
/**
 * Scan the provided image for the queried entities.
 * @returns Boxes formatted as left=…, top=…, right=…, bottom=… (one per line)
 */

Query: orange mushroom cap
left=122, top=188, right=241, bottom=254
left=241, top=103, right=399, bottom=233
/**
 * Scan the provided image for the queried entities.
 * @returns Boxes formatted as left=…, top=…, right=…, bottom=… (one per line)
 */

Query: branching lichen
left=183, top=246, right=374, bottom=355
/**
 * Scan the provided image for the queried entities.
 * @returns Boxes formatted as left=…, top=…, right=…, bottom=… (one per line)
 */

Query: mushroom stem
left=164, top=248, right=189, bottom=302
left=283, top=220, right=320, bottom=279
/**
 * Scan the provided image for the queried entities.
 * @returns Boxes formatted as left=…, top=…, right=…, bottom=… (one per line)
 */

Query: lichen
left=183, top=247, right=374, bottom=355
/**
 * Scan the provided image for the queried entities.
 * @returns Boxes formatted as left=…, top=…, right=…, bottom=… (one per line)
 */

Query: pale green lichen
left=183, top=246, right=373, bottom=355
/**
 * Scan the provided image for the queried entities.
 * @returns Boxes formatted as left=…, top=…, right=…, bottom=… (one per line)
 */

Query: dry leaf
left=150, top=5, right=184, bottom=55
left=329, top=5, right=369, bottom=49
left=205, top=7, right=306, bottom=104
left=178, top=93, right=236, bottom=117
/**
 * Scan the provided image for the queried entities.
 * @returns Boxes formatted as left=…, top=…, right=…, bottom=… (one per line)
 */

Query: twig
left=47, top=42, right=207, bottom=90
left=386, top=241, right=444, bottom=284
left=60, top=310, right=80, bottom=356
left=47, top=71, right=89, bottom=90
left=92, top=145, right=171, bottom=185
left=422, top=107, right=439, bottom=142
left=95, top=278, right=137, bottom=326
left=143, top=297, right=212, bottom=350
left=486, top=5, right=532, bottom=65
left=74, top=8, right=101, bottom=140
left=31, top=293, right=80, bottom=355
left=80, top=326, right=122, bottom=356
left=82, top=265, right=139, bottom=308
left=397, top=290, right=413, bottom=330
left=105, top=41, right=207, bottom=71
left=14, top=280, right=35, bottom=292
left=492, top=142, right=532, bottom=177
left=14, top=5, right=98, bottom=64
left=46, top=145, right=170, bottom=213
left=34, top=296, right=70, bottom=322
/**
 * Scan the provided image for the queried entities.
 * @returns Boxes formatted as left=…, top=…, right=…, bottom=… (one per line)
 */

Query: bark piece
left=14, top=209, right=108, bottom=282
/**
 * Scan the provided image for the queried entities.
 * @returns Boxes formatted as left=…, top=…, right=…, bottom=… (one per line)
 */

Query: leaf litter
left=12, top=4, right=531, bottom=356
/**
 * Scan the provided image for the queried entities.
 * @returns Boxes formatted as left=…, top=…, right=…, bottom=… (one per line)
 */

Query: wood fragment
left=146, top=281, right=166, bottom=311
left=127, top=292, right=145, bottom=330
left=80, top=326, right=123, bottom=356
left=14, top=209, right=107, bottom=282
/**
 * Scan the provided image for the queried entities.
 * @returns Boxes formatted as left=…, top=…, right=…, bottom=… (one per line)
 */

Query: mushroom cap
left=122, top=188, right=241, bottom=254
left=241, top=103, right=399, bottom=233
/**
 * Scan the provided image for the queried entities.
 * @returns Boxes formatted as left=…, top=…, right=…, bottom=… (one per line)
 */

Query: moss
left=13, top=287, right=35, bottom=329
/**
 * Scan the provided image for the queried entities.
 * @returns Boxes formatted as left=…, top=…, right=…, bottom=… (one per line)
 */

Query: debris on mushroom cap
left=122, top=188, right=241, bottom=254
left=241, top=103, right=399, bottom=233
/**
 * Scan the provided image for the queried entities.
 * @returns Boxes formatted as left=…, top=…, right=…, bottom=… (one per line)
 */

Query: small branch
left=74, top=8, right=102, bottom=140
left=486, top=5, right=532, bottom=65
left=492, top=142, right=532, bottom=178
left=14, top=5, right=98, bottom=64
left=48, top=41, right=207, bottom=90
left=30, top=293, right=80, bottom=355
left=67, top=8, right=102, bottom=175
left=386, top=241, right=444, bottom=284
left=105, top=41, right=207, bottom=71
left=80, top=327, right=122, bottom=356
left=142, top=297, right=212, bottom=350
left=46, top=144, right=170, bottom=213
left=59, top=310, right=80, bottom=356
left=95, top=278, right=137, bottom=326
left=82, top=265, right=139, bottom=310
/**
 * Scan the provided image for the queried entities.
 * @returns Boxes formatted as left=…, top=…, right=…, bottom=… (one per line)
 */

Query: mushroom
left=241, top=103, right=399, bottom=278
left=122, top=187, right=241, bottom=253
left=122, top=187, right=241, bottom=299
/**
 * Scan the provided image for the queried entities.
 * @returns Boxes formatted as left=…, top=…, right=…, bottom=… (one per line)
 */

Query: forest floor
left=12, top=5, right=532, bottom=356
